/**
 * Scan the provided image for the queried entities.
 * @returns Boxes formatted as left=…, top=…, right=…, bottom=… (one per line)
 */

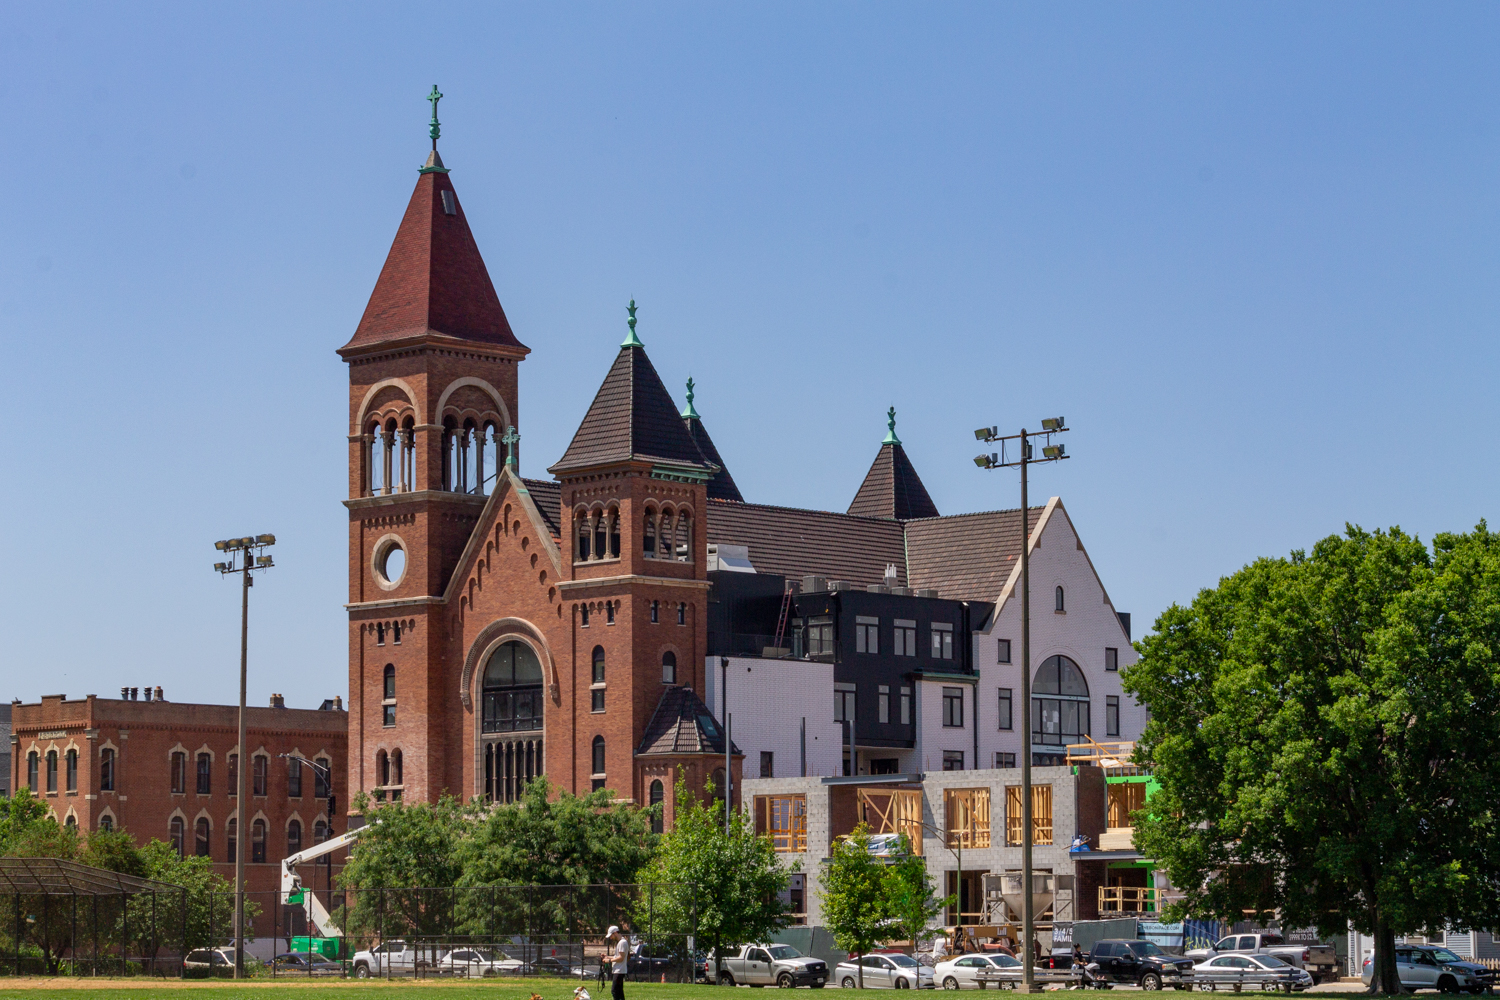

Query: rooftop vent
left=867, top=584, right=890, bottom=594
left=889, top=586, right=911, bottom=597
left=828, top=580, right=851, bottom=591
left=269, top=694, right=285, bottom=709
left=707, top=544, right=756, bottom=574
left=915, top=588, right=940, bottom=598
left=802, top=575, right=827, bottom=594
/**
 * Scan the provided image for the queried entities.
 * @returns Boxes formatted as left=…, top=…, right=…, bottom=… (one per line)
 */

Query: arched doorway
left=481, top=639, right=545, bottom=803
left=1032, top=654, right=1090, bottom=747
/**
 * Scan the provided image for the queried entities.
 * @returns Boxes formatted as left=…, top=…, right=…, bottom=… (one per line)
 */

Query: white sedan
left=835, top=953, right=935, bottom=989
left=934, top=953, right=1023, bottom=990
left=435, top=948, right=526, bottom=977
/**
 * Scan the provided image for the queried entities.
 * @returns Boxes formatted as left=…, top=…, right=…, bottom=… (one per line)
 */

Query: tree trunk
left=858, top=949, right=865, bottom=990
left=1371, top=915, right=1400, bottom=995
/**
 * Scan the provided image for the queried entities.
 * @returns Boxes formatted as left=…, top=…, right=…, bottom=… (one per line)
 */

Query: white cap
left=607, top=925, right=620, bottom=937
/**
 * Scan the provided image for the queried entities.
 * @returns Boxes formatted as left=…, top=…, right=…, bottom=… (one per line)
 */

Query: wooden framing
left=943, top=787, right=992, bottom=849
left=857, top=787, right=923, bottom=855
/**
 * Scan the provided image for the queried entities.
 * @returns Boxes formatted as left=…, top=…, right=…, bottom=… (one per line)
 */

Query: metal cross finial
left=622, top=298, right=644, bottom=347
left=427, top=85, right=443, bottom=150
left=501, top=425, right=520, bottom=468
left=883, top=406, right=901, bottom=445
left=682, top=377, right=701, bottom=420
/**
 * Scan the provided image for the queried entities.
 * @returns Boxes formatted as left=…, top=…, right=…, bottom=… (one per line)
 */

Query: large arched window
left=1032, top=655, right=1089, bottom=747
left=482, top=640, right=546, bottom=805
left=591, top=736, right=606, bottom=791
left=649, top=779, right=665, bottom=835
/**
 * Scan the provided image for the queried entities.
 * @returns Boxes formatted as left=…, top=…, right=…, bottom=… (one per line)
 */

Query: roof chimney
left=334, top=695, right=344, bottom=711
left=143, top=687, right=153, bottom=702
left=154, top=686, right=164, bottom=702
left=120, top=687, right=129, bottom=700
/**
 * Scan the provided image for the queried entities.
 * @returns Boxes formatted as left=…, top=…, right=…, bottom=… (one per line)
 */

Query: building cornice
left=345, top=491, right=488, bottom=511
left=345, top=596, right=447, bottom=611
left=557, top=575, right=713, bottom=592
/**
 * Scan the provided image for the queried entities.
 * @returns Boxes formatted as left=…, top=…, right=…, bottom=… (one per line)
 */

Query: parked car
left=1191, top=953, right=1312, bottom=992
left=273, top=951, right=344, bottom=976
left=934, top=952, right=1023, bottom=990
left=350, top=939, right=443, bottom=977
left=183, top=947, right=235, bottom=971
left=835, top=953, right=935, bottom=989
left=1087, top=940, right=1195, bottom=990
left=714, top=943, right=828, bottom=988
left=436, top=947, right=526, bottom=977
left=1360, top=945, right=1495, bottom=994
left=1185, top=933, right=1337, bottom=985
left=629, top=941, right=683, bottom=977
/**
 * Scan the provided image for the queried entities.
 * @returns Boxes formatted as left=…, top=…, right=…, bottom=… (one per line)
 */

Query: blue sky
left=1, top=4, right=1495, bottom=707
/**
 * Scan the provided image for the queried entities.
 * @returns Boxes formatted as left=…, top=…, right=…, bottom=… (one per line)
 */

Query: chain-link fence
left=4, top=877, right=699, bottom=980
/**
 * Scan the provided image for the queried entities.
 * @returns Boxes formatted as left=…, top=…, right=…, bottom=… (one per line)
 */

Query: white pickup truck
left=1185, top=933, right=1338, bottom=985
left=350, top=940, right=447, bottom=978
left=714, top=944, right=829, bottom=988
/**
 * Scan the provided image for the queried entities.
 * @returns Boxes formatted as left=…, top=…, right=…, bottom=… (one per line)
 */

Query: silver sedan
left=934, top=953, right=1023, bottom=990
left=1192, top=954, right=1312, bottom=992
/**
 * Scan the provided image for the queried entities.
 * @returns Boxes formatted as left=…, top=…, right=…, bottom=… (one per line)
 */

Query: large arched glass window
left=1032, top=655, right=1089, bottom=746
left=482, top=641, right=545, bottom=734
left=649, top=779, right=665, bottom=834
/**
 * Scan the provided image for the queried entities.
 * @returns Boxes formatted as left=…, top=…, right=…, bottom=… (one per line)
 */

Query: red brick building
left=8, top=692, right=348, bottom=899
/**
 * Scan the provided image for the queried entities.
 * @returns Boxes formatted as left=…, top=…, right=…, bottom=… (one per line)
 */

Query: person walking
left=607, top=925, right=630, bottom=1000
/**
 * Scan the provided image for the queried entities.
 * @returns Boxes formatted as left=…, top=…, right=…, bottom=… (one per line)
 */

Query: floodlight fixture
left=255, top=534, right=276, bottom=546
left=1041, top=417, right=1065, bottom=432
left=214, top=562, right=228, bottom=572
left=239, top=536, right=254, bottom=547
left=256, top=556, right=273, bottom=568
left=215, top=540, right=229, bottom=551
left=974, top=454, right=996, bottom=469
left=974, top=426, right=997, bottom=441
left=1043, top=444, right=1066, bottom=460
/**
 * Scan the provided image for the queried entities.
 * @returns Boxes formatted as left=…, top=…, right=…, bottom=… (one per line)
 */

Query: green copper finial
left=682, top=376, right=700, bottom=419
left=501, top=425, right=520, bottom=469
left=621, top=298, right=644, bottom=347
left=882, top=406, right=901, bottom=445
left=427, top=85, right=443, bottom=149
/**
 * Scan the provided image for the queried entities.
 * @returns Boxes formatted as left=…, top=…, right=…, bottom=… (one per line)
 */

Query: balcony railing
left=1098, top=885, right=1157, bottom=914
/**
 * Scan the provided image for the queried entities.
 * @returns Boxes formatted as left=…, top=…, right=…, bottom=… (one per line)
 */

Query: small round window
left=376, top=542, right=406, bottom=587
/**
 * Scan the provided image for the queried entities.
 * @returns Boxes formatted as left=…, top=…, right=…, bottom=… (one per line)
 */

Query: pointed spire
left=682, top=377, right=700, bottom=419
left=680, top=377, right=745, bottom=502
left=882, top=406, right=901, bottom=445
left=621, top=298, right=644, bottom=347
left=420, top=86, right=449, bottom=174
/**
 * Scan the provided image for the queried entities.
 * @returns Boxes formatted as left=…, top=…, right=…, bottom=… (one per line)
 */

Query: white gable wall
left=974, top=499, right=1144, bottom=770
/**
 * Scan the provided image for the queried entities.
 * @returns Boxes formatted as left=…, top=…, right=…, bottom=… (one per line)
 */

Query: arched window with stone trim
left=576, top=510, right=592, bottom=561
left=45, top=750, right=57, bottom=793
left=65, top=749, right=78, bottom=792
left=649, top=779, right=665, bottom=834
left=99, top=814, right=113, bottom=832
left=442, top=416, right=459, bottom=491
left=170, top=816, right=185, bottom=857
left=399, top=416, right=415, bottom=492
left=227, top=818, right=238, bottom=863
left=27, top=751, right=38, bottom=792
left=593, top=507, right=608, bottom=561
left=368, top=421, right=387, bottom=495
left=195, top=817, right=211, bottom=857
left=675, top=510, right=692, bottom=561
left=287, top=818, right=302, bottom=858
left=251, top=819, right=267, bottom=863
left=481, top=640, right=546, bottom=804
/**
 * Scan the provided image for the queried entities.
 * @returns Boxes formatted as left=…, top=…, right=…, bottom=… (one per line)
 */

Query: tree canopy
left=819, top=825, right=894, bottom=988
left=1125, top=523, right=1500, bottom=993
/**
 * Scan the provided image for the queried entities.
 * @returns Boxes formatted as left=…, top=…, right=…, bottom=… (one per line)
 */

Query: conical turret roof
left=339, top=161, right=526, bottom=355
left=847, top=409, right=939, bottom=520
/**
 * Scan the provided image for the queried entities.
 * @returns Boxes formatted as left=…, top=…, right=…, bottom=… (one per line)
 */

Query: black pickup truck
left=1088, top=939, right=1196, bottom=990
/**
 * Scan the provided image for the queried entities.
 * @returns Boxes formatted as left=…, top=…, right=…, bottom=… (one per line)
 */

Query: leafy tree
left=635, top=779, right=791, bottom=983
left=0, top=788, right=54, bottom=853
left=819, top=825, right=894, bottom=988
left=1124, top=524, right=1500, bottom=994
left=883, top=834, right=950, bottom=952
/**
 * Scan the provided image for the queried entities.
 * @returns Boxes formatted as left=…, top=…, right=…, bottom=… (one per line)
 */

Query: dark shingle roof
left=904, top=506, right=1045, bottom=602
left=638, top=686, right=740, bottom=756
left=705, top=499, right=908, bottom=588
left=520, top=478, right=562, bottom=539
left=686, top=418, right=745, bottom=503
left=549, top=346, right=710, bottom=475
left=340, top=168, right=526, bottom=354
left=848, top=443, right=940, bottom=521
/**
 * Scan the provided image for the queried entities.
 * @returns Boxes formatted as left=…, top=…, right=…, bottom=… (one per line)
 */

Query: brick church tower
left=341, top=105, right=737, bottom=818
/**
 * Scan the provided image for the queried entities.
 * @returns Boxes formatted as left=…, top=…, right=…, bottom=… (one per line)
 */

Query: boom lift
left=281, top=826, right=366, bottom=942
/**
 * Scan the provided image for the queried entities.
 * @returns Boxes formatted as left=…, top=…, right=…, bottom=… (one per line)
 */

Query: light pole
left=911, top=820, right=962, bottom=936
left=720, top=655, right=731, bottom=833
left=974, top=418, right=1069, bottom=991
left=279, top=753, right=334, bottom=931
left=213, top=533, right=276, bottom=979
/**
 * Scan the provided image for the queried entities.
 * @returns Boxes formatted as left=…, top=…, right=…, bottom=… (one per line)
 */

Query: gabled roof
left=520, top=478, right=563, bottom=539
left=904, top=506, right=1045, bottom=602
left=848, top=442, right=940, bottom=521
left=705, top=499, right=908, bottom=588
left=637, top=686, right=741, bottom=756
left=340, top=164, right=526, bottom=355
left=549, top=344, right=711, bottom=475
left=686, top=418, right=745, bottom=502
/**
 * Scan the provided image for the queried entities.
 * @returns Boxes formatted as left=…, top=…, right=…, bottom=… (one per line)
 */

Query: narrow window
left=834, top=683, right=855, bottom=723
left=46, top=751, right=58, bottom=793
left=661, top=650, right=677, bottom=685
left=27, top=752, right=38, bottom=792
left=993, top=752, right=1016, bottom=769
left=894, top=620, right=917, bottom=656
left=606, top=602, right=616, bottom=625
left=377, top=750, right=389, bottom=786
left=677, top=602, right=686, bottom=625
left=253, top=755, right=267, bottom=796
left=393, top=748, right=403, bottom=785
left=313, top=760, right=330, bottom=799
left=591, top=736, right=606, bottom=791
left=251, top=819, right=267, bottom=863
left=643, top=512, right=656, bottom=559
left=1055, top=586, right=1065, bottom=613
left=855, top=616, right=879, bottom=654
left=393, top=622, right=402, bottom=645
left=577, top=514, right=591, bottom=561
left=195, top=817, right=211, bottom=857
left=227, top=819, right=237, bottom=863
left=998, top=688, right=1013, bottom=730
left=376, top=623, right=386, bottom=646
left=760, top=751, right=775, bottom=778
left=100, top=748, right=115, bottom=791
left=383, top=664, right=396, bottom=698
left=170, top=816, right=185, bottom=857
left=196, top=753, right=211, bottom=795
left=314, top=819, right=328, bottom=844
left=1105, top=647, right=1119, bottom=671
left=649, top=780, right=665, bottom=834
left=931, top=622, right=954, bottom=660
left=651, top=600, right=659, bottom=624
left=900, top=686, right=911, bottom=725
left=580, top=605, right=590, bottom=627
left=228, top=753, right=238, bottom=794
left=170, top=751, right=185, bottom=793
left=878, top=684, right=890, bottom=724
left=383, top=663, right=397, bottom=726
left=942, top=687, right=964, bottom=728
left=1107, top=695, right=1120, bottom=737
left=942, top=750, right=964, bottom=771
left=287, top=758, right=302, bottom=798
left=592, top=645, right=606, bottom=712
left=287, top=819, right=302, bottom=858
left=998, top=639, right=1012, bottom=664
left=383, top=703, right=396, bottom=727
left=609, top=509, right=621, bottom=558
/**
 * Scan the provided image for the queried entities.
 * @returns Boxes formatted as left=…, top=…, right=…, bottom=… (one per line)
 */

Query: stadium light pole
left=213, top=533, right=276, bottom=979
left=974, top=419, right=1069, bottom=992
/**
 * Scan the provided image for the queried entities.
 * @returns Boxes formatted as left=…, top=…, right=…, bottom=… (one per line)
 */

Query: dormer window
left=441, top=189, right=456, bottom=215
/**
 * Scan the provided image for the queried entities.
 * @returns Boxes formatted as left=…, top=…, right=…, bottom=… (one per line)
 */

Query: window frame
left=1105, top=647, right=1119, bottom=671
left=1106, top=695, right=1120, bottom=737
left=855, top=616, right=879, bottom=654
left=878, top=684, right=890, bottom=724
left=1005, top=783, right=1054, bottom=845
left=942, top=750, right=964, bottom=771
left=900, top=686, right=911, bottom=725
left=998, top=639, right=1012, bottom=663
left=252, top=754, right=268, bottom=797
left=944, top=787, right=992, bottom=848
left=661, top=650, right=677, bottom=685
left=1055, top=586, right=1066, bottom=613
left=993, top=752, right=1016, bottom=769
left=760, top=750, right=774, bottom=779
left=942, top=686, right=965, bottom=728
left=65, top=749, right=78, bottom=793
left=754, top=793, right=808, bottom=853
left=894, top=619, right=917, bottom=657
left=100, top=748, right=115, bottom=792
left=998, top=688, right=1013, bottom=730
left=46, top=750, right=58, bottom=793
left=931, top=622, right=954, bottom=660
left=196, top=753, right=212, bottom=795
